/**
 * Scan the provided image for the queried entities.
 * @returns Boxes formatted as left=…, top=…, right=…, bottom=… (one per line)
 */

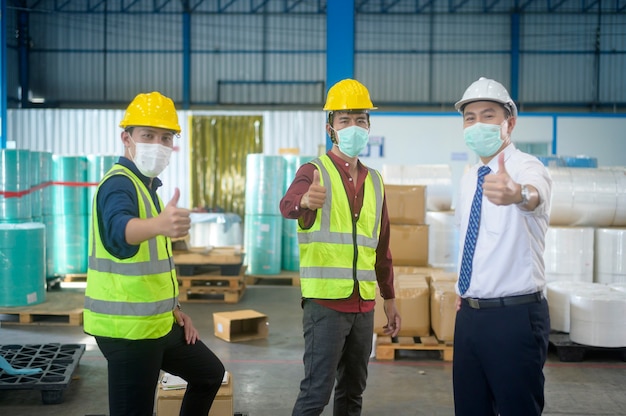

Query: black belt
left=463, top=291, right=543, bottom=309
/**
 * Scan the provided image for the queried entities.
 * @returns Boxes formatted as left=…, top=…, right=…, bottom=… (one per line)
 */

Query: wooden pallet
left=61, top=273, right=87, bottom=283
left=375, top=335, right=454, bottom=361
left=0, top=291, right=84, bottom=326
left=245, top=270, right=300, bottom=286
left=179, top=274, right=244, bottom=290
left=173, top=247, right=243, bottom=266
left=179, top=282, right=246, bottom=304
left=549, top=332, right=626, bottom=362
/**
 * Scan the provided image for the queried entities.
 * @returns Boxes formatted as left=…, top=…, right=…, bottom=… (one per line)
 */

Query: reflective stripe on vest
left=297, top=155, right=383, bottom=299
left=84, top=166, right=177, bottom=339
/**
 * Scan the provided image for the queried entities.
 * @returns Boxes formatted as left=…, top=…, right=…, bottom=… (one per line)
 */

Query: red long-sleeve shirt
left=279, top=151, right=395, bottom=313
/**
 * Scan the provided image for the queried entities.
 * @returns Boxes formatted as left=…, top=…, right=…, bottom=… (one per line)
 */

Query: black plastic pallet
left=549, top=332, right=626, bottom=362
left=0, top=343, right=85, bottom=404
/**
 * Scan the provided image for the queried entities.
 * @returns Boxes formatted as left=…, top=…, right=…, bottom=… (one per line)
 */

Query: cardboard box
left=213, top=309, right=268, bottom=342
left=390, top=224, right=429, bottom=266
left=394, top=266, right=444, bottom=285
left=374, top=274, right=430, bottom=337
left=385, top=185, right=426, bottom=225
left=156, top=373, right=233, bottom=416
left=430, top=270, right=458, bottom=283
left=430, top=281, right=457, bottom=342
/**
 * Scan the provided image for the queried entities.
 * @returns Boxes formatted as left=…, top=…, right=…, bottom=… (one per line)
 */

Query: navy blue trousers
left=292, top=300, right=374, bottom=416
left=96, top=324, right=225, bottom=416
left=453, top=298, right=550, bottom=416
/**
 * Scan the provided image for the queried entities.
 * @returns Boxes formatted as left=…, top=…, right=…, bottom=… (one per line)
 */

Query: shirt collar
left=119, top=156, right=162, bottom=190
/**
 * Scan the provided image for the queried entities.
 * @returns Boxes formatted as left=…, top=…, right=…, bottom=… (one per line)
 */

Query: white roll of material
left=426, top=211, right=458, bottom=272
left=548, top=167, right=618, bottom=227
left=605, top=167, right=626, bottom=226
left=595, top=228, right=626, bottom=284
left=569, top=290, right=626, bottom=347
left=381, top=164, right=403, bottom=185
left=544, top=226, right=594, bottom=283
left=545, top=281, right=611, bottom=333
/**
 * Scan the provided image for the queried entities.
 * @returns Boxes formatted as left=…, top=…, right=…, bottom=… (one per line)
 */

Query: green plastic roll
left=0, top=223, right=46, bottom=307
left=86, top=155, right=118, bottom=214
left=244, top=154, right=286, bottom=215
left=44, top=214, right=88, bottom=276
left=40, top=151, right=54, bottom=216
left=51, top=155, right=88, bottom=216
left=244, top=214, right=282, bottom=275
left=0, top=149, right=32, bottom=221
left=281, top=155, right=316, bottom=271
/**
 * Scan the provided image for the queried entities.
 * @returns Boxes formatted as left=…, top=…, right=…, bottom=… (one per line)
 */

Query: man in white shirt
left=453, top=77, right=552, bottom=416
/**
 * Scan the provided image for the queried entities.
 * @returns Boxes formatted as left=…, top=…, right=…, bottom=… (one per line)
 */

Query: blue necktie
left=458, top=166, right=491, bottom=295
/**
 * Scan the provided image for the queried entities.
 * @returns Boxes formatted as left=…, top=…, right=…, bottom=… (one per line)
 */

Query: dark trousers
left=453, top=297, right=550, bottom=416
left=96, top=324, right=225, bottom=416
left=292, top=300, right=374, bottom=416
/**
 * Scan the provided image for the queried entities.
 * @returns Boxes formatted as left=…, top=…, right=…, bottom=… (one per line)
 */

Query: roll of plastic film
left=86, top=155, right=118, bottom=214
left=244, top=214, right=282, bottom=275
left=281, top=155, right=316, bottom=271
left=545, top=281, right=611, bottom=333
left=548, top=167, right=618, bottom=227
left=40, top=151, right=54, bottom=216
left=281, top=218, right=300, bottom=271
left=245, top=154, right=286, bottom=215
left=29, top=151, right=43, bottom=219
left=51, top=155, right=89, bottom=216
left=570, top=291, right=626, bottom=347
left=426, top=211, right=459, bottom=272
left=594, top=228, right=626, bottom=284
left=44, top=214, right=88, bottom=276
left=0, top=223, right=46, bottom=307
left=544, top=226, right=594, bottom=283
left=0, top=149, right=32, bottom=221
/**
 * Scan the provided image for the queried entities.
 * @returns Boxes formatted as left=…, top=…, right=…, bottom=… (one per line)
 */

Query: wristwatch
left=519, top=184, right=530, bottom=205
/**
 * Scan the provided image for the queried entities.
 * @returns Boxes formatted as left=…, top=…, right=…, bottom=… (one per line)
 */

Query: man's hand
left=173, top=307, right=199, bottom=345
left=300, top=169, right=327, bottom=210
left=483, top=153, right=522, bottom=206
left=382, top=298, right=401, bottom=337
left=159, top=188, right=191, bottom=238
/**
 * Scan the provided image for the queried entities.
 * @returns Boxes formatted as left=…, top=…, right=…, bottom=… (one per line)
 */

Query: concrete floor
left=0, top=284, right=625, bottom=416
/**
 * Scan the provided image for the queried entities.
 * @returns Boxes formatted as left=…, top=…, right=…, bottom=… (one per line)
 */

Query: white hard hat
left=455, top=77, right=518, bottom=118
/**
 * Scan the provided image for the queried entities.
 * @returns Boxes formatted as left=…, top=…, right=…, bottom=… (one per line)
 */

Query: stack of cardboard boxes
left=374, top=184, right=458, bottom=344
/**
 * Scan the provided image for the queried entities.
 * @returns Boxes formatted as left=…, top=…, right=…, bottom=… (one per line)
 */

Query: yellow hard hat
left=119, top=91, right=181, bottom=134
left=323, top=79, right=377, bottom=111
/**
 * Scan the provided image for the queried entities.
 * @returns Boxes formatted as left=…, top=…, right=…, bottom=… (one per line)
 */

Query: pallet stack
left=173, top=246, right=246, bottom=304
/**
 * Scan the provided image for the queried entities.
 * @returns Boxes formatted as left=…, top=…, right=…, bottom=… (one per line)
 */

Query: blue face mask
left=334, top=126, right=370, bottom=158
left=463, top=122, right=504, bottom=157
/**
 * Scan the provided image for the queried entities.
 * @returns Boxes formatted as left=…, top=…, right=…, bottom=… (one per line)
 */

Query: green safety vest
left=84, top=165, right=178, bottom=340
left=297, top=155, right=384, bottom=300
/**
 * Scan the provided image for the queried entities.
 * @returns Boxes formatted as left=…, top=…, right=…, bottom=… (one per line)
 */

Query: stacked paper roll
left=594, top=228, right=626, bottom=284
left=569, top=291, right=626, bottom=347
left=545, top=281, right=611, bottom=333
left=548, top=167, right=619, bottom=227
left=608, top=167, right=626, bottom=226
left=426, top=211, right=458, bottom=272
left=544, top=227, right=594, bottom=283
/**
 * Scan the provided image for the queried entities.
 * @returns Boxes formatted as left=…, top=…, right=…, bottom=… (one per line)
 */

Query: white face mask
left=129, top=138, right=173, bottom=178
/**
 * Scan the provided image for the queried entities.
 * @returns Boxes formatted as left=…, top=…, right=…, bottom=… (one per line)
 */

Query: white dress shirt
left=456, top=144, right=552, bottom=299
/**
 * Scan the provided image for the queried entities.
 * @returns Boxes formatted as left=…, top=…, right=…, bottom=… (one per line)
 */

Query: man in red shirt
left=280, top=79, right=401, bottom=416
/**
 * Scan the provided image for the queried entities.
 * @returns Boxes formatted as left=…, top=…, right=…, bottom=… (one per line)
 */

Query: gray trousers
left=292, top=299, right=375, bottom=416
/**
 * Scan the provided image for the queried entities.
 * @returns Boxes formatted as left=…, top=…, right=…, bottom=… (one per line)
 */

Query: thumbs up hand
left=159, top=188, right=191, bottom=237
left=300, top=169, right=327, bottom=210
left=482, top=153, right=523, bottom=206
